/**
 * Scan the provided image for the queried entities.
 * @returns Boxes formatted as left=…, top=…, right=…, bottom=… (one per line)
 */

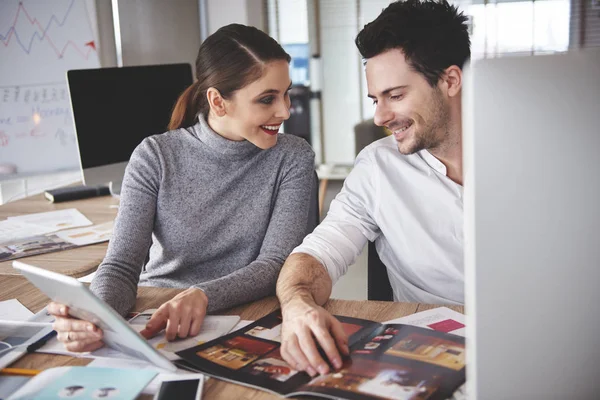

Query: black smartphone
left=154, top=378, right=203, bottom=400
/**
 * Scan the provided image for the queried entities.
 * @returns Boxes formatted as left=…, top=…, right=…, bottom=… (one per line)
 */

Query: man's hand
left=48, top=302, right=104, bottom=353
left=139, top=287, right=208, bottom=341
left=279, top=296, right=349, bottom=377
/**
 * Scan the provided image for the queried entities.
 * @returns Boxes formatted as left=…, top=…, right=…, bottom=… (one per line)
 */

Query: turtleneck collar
left=189, top=114, right=262, bottom=159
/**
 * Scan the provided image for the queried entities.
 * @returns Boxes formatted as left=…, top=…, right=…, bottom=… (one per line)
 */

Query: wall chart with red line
left=0, top=0, right=100, bottom=176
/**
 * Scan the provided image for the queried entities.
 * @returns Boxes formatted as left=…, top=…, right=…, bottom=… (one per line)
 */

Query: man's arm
left=277, top=253, right=332, bottom=307
left=276, top=253, right=349, bottom=377
left=277, top=145, right=381, bottom=377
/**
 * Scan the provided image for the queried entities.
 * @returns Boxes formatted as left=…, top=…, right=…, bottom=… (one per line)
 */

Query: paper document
left=384, top=306, right=466, bottom=337
left=0, top=321, right=52, bottom=338
left=129, top=311, right=241, bottom=360
left=39, top=311, right=241, bottom=362
left=55, top=221, right=113, bottom=245
left=0, top=307, right=55, bottom=369
left=231, top=320, right=253, bottom=331
left=0, top=220, right=55, bottom=244
left=8, top=208, right=92, bottom=231
left=0, top=299, right=33, bottom=321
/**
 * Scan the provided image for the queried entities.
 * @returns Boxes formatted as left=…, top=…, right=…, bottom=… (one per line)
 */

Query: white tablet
left=13, top=261, right=177, bottom=372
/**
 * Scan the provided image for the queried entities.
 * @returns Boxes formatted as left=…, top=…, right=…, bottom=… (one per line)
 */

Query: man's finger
left=313, top=324, right=343, bottom=370
left=297, top=328, right=329, bottom=375
left=329, top=317, right=350, bottom=356
left=282, top=333, right=317, bottom=377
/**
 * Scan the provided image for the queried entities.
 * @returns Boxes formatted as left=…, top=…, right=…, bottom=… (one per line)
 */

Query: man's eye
left=372, top=99, right=378, bottom=106
left=390, top=94, right=403, bottom=101
left=260, top=96, right=274, bottom=105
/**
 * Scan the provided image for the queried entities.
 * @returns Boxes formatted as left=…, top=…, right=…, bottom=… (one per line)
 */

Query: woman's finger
left=189, top=307, right=206, bottom=337
left=47, top=302, right=69, bottom=317
left=164, top=305, right=181, bottom=341
left=53, top=316, right=97, bottom=333
left=140, top=309, right=168, bottom=339
left=177, top=304, right=193, bottom=338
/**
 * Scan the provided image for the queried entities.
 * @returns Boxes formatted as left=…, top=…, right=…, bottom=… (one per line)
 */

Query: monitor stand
left=108, top=181, right=122, bottom=198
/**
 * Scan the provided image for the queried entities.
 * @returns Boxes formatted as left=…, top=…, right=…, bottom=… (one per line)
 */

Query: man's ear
left=441, top=65, right=463, bottom=98
left=207, top=87, right=226, bottom=117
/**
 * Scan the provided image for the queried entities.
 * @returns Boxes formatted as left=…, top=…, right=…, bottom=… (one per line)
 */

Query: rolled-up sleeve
left=292, top=147, right=381, bottom=284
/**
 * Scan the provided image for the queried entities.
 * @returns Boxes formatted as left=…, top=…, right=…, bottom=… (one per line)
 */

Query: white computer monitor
left=67, top=64, right=193, bottom=194
left=463, top=48, right=600, bottom=399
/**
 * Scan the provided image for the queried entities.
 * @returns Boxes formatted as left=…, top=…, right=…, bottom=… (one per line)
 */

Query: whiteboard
left=0, top=0, right=100, bottom=176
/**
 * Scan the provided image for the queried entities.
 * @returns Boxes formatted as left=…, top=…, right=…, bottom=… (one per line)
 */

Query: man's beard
left=397, top=89, right=450, bottom=155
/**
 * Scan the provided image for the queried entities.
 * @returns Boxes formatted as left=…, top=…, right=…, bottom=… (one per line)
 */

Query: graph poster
left=0, top=0, right=100, bottom=176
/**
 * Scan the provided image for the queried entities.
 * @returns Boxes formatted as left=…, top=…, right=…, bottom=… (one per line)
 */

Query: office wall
left=206, top=0, right=265, bottom=34
left=116, top=0, right=201, bottom=69
left=319, top=0, right=362, bottom=164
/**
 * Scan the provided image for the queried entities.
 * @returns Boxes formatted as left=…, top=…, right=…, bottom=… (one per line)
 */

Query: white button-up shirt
left=293, top=136, right=464, bottom=304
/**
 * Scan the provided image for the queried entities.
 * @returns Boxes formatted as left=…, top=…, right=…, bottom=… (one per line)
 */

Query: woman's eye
left=259, top=96, right=274, bottom=105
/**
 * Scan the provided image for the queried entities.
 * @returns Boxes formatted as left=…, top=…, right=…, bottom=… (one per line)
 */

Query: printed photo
left=358, top=369, right=439, bottom=400
left=246, top=324, right=282, bottom=342
left=353, top=349, right=374, bottom=355
left=341, top=322, right=364, bottom=337
left=196, top=336, right=277, bottom=370
left=427, top=319, right=465, bottom=334
left=384, top=327, right=399, bottom=335
left=364, top=342, right=380, bottom=350
left=385, top=333, right=465, bottom=371
left=305, top=359, right=441, bottom=400
left=245, top=349, right=299, bottom=382
left=372, top=335, right=394, bottom=342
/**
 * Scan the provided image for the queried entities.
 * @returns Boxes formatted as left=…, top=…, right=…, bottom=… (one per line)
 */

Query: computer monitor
left=67, top=63, right=193, bottom=194
left=463, top=48, right=600, bottom=399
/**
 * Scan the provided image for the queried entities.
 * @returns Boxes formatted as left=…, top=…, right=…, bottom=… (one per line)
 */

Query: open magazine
left=176, top=310, right=466, bottom=400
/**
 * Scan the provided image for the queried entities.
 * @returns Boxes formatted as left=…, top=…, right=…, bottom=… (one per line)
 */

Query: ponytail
left=168, top=81, right=201, bottom=130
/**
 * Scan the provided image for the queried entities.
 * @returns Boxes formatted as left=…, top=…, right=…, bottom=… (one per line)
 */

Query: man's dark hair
left=355, top=0, right=471, bottom=87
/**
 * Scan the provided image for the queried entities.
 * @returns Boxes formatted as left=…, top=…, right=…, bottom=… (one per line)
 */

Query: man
left=276, top=0, right=471, bottom=378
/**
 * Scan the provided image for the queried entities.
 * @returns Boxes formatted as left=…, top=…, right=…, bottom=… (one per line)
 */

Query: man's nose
left=373, top=103, right=393, bottom=127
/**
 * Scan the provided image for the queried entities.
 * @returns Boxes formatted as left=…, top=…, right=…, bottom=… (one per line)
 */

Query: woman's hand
left=48, top=302, right=104, bottom=352
left=139, top=287, right=208, bottom=341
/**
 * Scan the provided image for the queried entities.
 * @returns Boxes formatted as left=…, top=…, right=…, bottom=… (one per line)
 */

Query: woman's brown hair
left=168, top=24, right=291, bottom=130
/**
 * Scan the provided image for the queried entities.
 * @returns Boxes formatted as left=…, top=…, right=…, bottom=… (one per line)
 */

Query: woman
left=48, top=24, right=315, bottom=352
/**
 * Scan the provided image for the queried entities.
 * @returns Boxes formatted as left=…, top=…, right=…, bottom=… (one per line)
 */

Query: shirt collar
left=418, top=150, right=447, bottom=175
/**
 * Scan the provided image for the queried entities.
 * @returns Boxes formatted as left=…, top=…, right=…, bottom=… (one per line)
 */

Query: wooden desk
left=0, top=193, right=118, bottom=277
left=1, top=275, right=463, bottom=399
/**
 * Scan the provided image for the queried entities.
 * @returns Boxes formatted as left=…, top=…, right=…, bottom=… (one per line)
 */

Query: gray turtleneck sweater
left=90, top=116, right=315, bottom=316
